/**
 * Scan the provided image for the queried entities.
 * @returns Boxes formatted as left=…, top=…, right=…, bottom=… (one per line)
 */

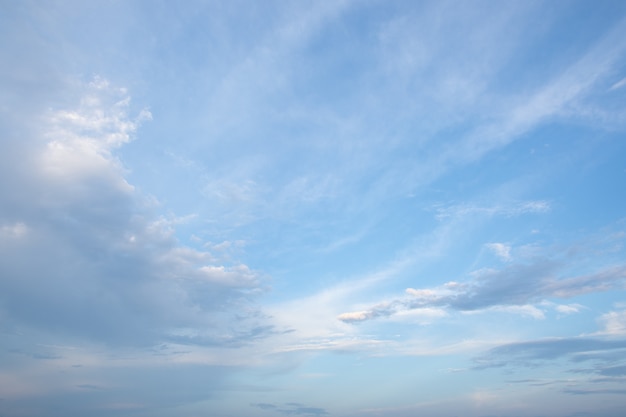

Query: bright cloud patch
left=554, top=303, right=585, bottom=315
left=600, top=310, right=626, bottom=335
left=485, top=242, right=512, bottom=261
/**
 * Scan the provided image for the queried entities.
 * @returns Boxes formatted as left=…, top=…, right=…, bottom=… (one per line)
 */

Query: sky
left=1, top=1, right=626, bottom=416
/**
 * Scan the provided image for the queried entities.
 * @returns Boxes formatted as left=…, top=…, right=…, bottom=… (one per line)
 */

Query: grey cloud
left=284, top=407, right=329, bottom=416
left=564, top=388, right=626, bottom=395
left=571, top=349, right=626, bottom=363
left=0, top=72, right=273, bottom=417
left=252, top=402, right=330, bottom=416
left=473, top=336, right=626, bottom=398
left=435, top=262, right=626, bottom=312
left=339, top=258, right=626, bottom=323
left=0, top=78, right=268, bottom=348
left=446, top=260, right=560, bottom=310
left=505, top=378, right=575, bottom=387
left=167, top=324, right=276, bottom=348
left=474, top=337, right=626, bottom=369
left=252, top=402, right=278, bottom=410
left=598, top=365, right=626, bottom=377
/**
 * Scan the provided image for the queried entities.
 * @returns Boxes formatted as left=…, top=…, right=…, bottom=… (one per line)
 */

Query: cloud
left=386, top=14, right=626, bottom=194
left=476, top=304, right=546, bottom=320
left=469, top=316, right=626, bottom=394
left=609, top=77, right=626, bottom=91
left=598, top=310, right=626, bottom=335
left=598, top=365, right=626, bottom=377
left=339, top=255, right=626, bottom=323
left=474, top=336, right=626, bottom=369
left=285, top=406, right=329, bottom=416
left=485, top=242, right=512, bottom=261
left=0, top=77, right=268, bottom=348
left=0, top=77, right=279, bottom=417
left=0, top=222, right=28, bottom=239
left=336, top=310, right=377, bottom=323
left=554, top=303, right=585, bottom=316
left=198, top=265, right=260, bottom=288
left=252, top=402, right=278, bottom=410
left=564, top=388, right=626, bottom=395
left=434, top=200, right=551, bottom=221
left=251, top=402, right=329, bottom=416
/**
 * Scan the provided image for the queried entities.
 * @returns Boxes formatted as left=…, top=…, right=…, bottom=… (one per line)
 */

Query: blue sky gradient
left=1, top=1, right=626, bottom=416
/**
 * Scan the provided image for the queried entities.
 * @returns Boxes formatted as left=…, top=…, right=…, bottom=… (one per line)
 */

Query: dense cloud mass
left=0, top=79, right=266, bottom=348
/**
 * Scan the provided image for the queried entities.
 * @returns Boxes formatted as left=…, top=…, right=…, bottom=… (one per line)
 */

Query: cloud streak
left=252, top=402, right=330, bottom=416
left=339, top=258, right=626, bottom=323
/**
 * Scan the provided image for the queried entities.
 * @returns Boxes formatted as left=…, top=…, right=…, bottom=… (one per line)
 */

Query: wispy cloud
left=564, top=388, right=626, bottom=395
left=475, top=337, right=626, bottom=366
left=554, top=303, right=586, bottom=316
left=252, top=402, right=330, bottom=416
left=485, top=242, right=512, bottom=262
left=434, top=200, right=551, bottom=221
left=473, top=331, right=626, bottom=402
left=609, top=77, right=626, bottom=91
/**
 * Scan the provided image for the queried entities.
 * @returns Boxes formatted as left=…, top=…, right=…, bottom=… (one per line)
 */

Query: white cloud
left=391, top=307, right=448, bottom=323
left=554, top=303, right=585, bottom=315
left=405, top=288, right=438, bottom=298
left=198, top=265, right=259, bottom=288
left=599, top=310, right=626, bottom=335
left=485, top=242, right=512, bottom=261
left=336, top=310, right=374, bottom=322
left=0, top=222, right=28, bottom=239
left=435, top=200, right=551, bottom=221
left=610, top=76, right=626, bottom=90
left=267, top=282, right=360, bottom=341
left=414, top=16, right=626, bottom=187
left=36, top=80, right=150, bottom=204
left=517, top=200, right=551, bottom=214
left=490, top=305, right=546, bottom=320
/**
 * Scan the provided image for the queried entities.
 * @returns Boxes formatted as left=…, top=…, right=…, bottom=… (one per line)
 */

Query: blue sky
left=1, top=1, right=626, bottom=416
